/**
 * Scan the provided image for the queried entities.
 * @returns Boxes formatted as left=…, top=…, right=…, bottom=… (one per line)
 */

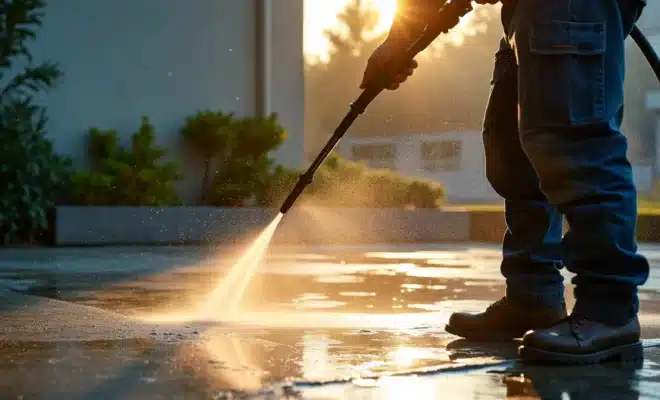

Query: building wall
left=267, top=0, right=305, bottom=170
left=25, top=0, right=304, bottom=203
left=627, top=2, right=660, bottom=172
left=339, top=132, right=501, bottom=203
left=638, top=2, right=660, bottom=35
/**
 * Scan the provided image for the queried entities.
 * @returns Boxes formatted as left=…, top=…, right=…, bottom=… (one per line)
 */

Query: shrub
left=68, top=117, right=182, bottom=206
left=0, top=101, right=73, bottom=244
left=0, top=0, right=70, bottom=244
left=258, top=152, right=445, bottom=208
left=208, top=113, right=287, bottom=206
left=180, top=110, right=235, bottom=203
left=181, top=111, right=287, bottom=206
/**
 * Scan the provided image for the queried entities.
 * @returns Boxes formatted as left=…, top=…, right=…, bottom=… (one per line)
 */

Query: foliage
left=0, top=0, right=69, bottom=244
left=0, top=100, right=72, bottom=244
left=0, top=0, right=61, bottom=103
left=206, top=113, right=287, bottom=206
left=258, top=152, right=445, bottom=208
left=181, top=110, right=235, bottom=203
left=68, top=117, right=182, bottom=206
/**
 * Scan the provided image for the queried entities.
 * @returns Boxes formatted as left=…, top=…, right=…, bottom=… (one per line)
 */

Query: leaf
left=0, top=61, right=61, bottom=101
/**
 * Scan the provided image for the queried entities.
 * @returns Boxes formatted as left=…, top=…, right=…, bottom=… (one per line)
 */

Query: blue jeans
left=485, top=0, right=649, bottom=325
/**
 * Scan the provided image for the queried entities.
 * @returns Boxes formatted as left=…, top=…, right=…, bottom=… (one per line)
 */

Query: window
left=351, top=143, right=396, bottom=169
left=420, top=140, right=461, bottom=172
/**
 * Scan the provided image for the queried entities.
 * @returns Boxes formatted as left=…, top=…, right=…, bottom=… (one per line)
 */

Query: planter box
left=54, top=206, right=471, bottom=246
left=55, top=207, right=275, bottom=246
left=53, top=207, right=660, bottom=246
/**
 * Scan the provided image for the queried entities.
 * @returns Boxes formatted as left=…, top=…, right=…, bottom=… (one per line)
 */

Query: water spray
left=279, top=0, right=476, bottom=215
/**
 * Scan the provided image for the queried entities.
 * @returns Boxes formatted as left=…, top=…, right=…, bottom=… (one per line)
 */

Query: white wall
left=23, top=0, right=304, bottom=203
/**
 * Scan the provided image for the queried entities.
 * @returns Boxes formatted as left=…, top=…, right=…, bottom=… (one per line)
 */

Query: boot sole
left=518, top=341, right=644, bottom=365
left=445, top=323, right=523, bottom=341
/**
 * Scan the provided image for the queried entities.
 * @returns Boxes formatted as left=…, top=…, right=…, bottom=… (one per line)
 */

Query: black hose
left=631, top=25, right=660, bottom=83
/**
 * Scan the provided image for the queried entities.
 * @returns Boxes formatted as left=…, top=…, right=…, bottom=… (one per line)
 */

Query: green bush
left=258, top=152, right=445, bottom=208
left=181, top=110, right=235, bottom=203
left=68, top=117, right=182, bottom=206
left=0, top=100, right=73, bottom=244
left=0, top=0, right=71, bottom=244
left=181, top=111, right=287, bottom=206
left=209, top=113, right=286, bottom=206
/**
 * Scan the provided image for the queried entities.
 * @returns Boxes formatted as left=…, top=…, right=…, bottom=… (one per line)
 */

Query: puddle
left=3, top=244, right=660, bottom=398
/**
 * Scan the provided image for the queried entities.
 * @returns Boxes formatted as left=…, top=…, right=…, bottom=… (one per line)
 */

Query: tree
left=0, top=0, right=71, bottom=244
left=0, top=0, right=60, bottom=103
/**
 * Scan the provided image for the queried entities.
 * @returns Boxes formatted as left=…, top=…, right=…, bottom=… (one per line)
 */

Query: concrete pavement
left=1, top=243, right=660, bottom=398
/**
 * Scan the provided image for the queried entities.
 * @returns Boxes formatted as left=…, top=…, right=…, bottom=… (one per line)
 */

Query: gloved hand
left=359, top=41, right=418, bottom=91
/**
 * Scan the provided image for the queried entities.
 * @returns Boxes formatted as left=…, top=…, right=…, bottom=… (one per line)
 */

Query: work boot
left=445, top=296, right=567, bottom=341
left=518, top=315, right=643, bottom=364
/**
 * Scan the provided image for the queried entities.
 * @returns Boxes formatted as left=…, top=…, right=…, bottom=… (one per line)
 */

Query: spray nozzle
left=279, top=172, right=313, bottom=214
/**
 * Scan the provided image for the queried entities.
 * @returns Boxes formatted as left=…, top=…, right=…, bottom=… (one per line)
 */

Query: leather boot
left=518, top=315, right=643, bottom=364
left=445, top=296, right=568, bottom=341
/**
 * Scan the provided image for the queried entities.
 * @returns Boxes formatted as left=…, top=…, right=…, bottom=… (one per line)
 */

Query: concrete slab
left=1, top=243, right=660, bottom=398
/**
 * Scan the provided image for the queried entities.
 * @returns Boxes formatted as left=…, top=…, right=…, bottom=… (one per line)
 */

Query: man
left=361, top=0, right=649, bottom=364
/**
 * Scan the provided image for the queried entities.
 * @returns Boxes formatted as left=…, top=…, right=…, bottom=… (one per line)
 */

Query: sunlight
left=304, top=0, right=489, bottom=62
left=389, top=347, right=439, bottom=368
left=305, top=0, right=397, bottom=61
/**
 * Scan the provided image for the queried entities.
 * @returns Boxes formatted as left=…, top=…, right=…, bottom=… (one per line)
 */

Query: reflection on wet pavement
left=3, top=244, right=660, bottom=398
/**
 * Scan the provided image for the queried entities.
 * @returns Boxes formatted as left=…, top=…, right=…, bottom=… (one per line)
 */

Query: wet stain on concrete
left=2, top=245, right=660, bottom=398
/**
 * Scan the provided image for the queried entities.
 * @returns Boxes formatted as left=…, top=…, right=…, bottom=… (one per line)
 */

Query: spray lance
left=279, top=0, right=475, bottom=214
left=278, top=1, right=660, bottom=215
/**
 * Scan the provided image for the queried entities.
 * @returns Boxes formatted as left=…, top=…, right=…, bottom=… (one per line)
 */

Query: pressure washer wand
left=279, top=0, right=474, bottom=214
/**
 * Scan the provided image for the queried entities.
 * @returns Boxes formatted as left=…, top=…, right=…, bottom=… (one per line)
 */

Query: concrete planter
left=54, top=206, right=276, bottom=246
left=53, top=206, right=472, bottom=246
left=52, top=207, right=660, bottom=246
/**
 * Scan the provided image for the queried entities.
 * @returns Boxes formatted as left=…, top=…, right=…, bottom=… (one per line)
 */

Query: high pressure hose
left=631, top=25, right=660, bottom=83
left=278, top=3, right=660, bottom=215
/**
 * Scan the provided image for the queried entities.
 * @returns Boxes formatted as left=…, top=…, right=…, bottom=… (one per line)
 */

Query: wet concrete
left=2, top=243, right=660, bottom=398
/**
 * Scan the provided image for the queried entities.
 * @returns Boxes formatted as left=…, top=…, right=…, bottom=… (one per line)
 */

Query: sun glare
left=304, top=0, right=487, bottom=62
left=304, top=0, right=397, bottom=62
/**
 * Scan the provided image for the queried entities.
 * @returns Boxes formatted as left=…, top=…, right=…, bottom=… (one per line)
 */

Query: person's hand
left=359, top=41, right=418, bottom=91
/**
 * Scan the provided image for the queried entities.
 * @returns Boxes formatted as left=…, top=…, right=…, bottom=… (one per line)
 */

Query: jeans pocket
left=525, top=21, right=606, bottom=128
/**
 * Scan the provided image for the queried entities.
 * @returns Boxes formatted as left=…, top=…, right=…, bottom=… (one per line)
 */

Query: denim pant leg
left=507, top=0, right=650, bottom=324
left=483, top=38, right=565, bottom=308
